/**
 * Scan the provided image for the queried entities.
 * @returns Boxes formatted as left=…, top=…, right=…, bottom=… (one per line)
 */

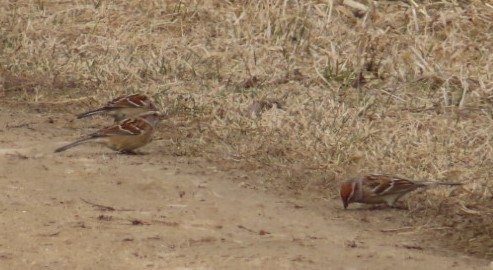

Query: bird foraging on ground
left=339, top=174, right=462, bottom=209
left=77, top=94, right=158, bottom=122
left=55, top=110, right=162, bottom=154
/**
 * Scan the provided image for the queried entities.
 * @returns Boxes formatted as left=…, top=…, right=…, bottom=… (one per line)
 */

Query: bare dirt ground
left=1, top=109, right=490, bottom=269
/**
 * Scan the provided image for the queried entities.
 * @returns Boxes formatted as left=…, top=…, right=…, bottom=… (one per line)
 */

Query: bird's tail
left=77, top=108, right=108, bottom=119
left=419, top=181, right=463, bottom=187
left=54, top=137, right=93, bottom=153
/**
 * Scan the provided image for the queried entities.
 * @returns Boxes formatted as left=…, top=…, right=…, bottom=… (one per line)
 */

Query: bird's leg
left=119, top=150, right=139, bottom=155
left=389, top=202, right=408, bottom=210
left=366, top=204, right=390, bottom=210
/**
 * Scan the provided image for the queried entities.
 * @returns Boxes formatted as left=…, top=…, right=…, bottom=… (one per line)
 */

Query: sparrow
left=339, top=174, right=462, bottom=209
left=55, top=110, right=162, bottom=154
left=77, top=94, right=158, bottom=122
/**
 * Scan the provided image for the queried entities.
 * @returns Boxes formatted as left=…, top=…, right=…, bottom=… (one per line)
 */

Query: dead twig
left=380, top=226, right=416, bottom=233
left=80, top=198, right=133, bottom=212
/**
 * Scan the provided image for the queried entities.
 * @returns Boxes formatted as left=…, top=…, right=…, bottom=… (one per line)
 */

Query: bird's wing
left=365, top=174, right=418, bottom=195
left=91, top=118, right=150, bottom=137
left=106, top=94, right=150, bottom=108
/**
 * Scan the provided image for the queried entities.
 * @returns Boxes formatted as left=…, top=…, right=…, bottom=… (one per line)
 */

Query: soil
left=0, top=107, right=490, bottom=270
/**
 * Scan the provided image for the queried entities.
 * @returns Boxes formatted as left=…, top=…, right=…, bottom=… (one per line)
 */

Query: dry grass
left=1, top=0, right=493, bottom=258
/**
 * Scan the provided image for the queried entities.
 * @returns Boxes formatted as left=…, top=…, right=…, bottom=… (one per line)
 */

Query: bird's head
left=137, top=110, right=163, bottom=126
left=339, top=181, right=356, bottom=209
